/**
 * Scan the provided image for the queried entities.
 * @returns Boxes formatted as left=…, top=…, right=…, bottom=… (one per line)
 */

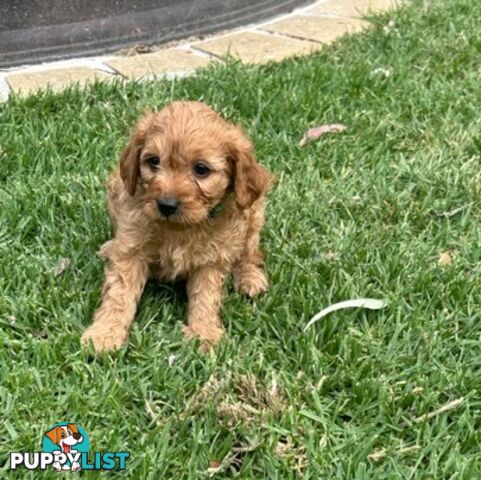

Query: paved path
left=0, top=0, right=405, bottom=101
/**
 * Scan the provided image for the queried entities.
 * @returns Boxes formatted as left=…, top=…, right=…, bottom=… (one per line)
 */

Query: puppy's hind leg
left=81, top=242, right=148, bottom=353
left=233, top=205, right=268, bottom=298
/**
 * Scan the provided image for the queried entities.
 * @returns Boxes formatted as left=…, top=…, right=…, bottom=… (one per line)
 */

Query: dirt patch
left=182, top=372, right=285, bottom=427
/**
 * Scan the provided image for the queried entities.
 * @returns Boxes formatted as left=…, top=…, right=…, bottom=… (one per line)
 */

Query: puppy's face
left=45, top=424, right=83, bottom=453
left=137, top=122, right=232, bottom=225
left=119, top=102, right=268, bottom=226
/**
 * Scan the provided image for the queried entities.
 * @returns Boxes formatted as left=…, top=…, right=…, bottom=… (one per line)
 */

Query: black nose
left=73, top=433, right=81, bottom=440
left=157, top=197, right=179, bottom=217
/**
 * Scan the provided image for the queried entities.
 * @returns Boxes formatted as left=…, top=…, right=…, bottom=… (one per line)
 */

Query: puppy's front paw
left=81, top=322, right=128, bottom=353
left=182, top=322, right=223, bottom=352
left=233, top=264, right=268, bottom=297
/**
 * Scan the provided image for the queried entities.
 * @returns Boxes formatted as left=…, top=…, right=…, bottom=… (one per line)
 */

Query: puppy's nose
left=73, top=433, right=81, bottom=440
left=157, top=197, right=179, bottom=217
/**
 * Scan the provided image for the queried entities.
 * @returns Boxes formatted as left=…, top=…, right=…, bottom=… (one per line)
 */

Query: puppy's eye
left=193, top=162, right=211, bottom=178
left=61, top=432, right=66, bottom=438
left=146, top=156, right=160, bottom=169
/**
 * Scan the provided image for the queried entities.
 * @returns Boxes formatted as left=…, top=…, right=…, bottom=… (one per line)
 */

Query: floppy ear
left=119, top=114, right=152, bottom=196
left=119, top=144, right=140, bottom=196
left=67, top=423, right=78, bottom=434
left=229, top=132, right=269, bottom=209
left=45, top=427, right=61, bottom=445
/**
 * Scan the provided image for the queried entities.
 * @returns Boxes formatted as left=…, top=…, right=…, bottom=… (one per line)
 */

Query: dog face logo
left=10, top=422, right=129, bottom=471
left=45, top=424, right=83, bottom=454
left=43, top=423, right=88, bottom=472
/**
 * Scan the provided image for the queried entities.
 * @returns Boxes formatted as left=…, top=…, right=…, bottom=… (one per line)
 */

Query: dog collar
left=209, top=202, right=225, bottom=219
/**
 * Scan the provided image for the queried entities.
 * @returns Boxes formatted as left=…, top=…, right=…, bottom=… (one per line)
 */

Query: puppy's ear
left=45, top=427, right=61, bottom=445
left=67, top=423, right=78, bottom=434
left=119, top=114, right=152, bottom=196
left=119, top=143, right=140, bottom=196
left=229, top=131, right=269, bottom=209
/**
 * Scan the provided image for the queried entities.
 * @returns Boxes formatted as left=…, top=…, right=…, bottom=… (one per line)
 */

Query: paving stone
left=0, top=77, right=10, bottom=101
left=106, top=49, right=211, bottom=78
left=261, top=14, right=369, bottom=44
left=194, top=31, right=320, bottom=64
left=4, top=0, right=404, bottom=95
left=6, top=67, right=110, bottom=95
left=309, top=0, right=404, bottom=18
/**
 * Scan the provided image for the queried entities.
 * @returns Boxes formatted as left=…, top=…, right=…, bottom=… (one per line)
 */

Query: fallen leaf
left=120, top=43, right=154, bottom=56
left=167, top=354, right=176, bottom=367
left=304, top=298, right=387, bottom=331
left=52, top=257, right=71, bottom=277
left=299, top=124, right=347, bottom=147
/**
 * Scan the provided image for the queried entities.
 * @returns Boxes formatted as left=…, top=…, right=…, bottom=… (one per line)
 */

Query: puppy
left=45, top=424, right=83, bottom=471
left=81, top=101, right=270, bottom=352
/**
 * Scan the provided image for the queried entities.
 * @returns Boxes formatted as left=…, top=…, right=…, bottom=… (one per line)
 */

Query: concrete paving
left=0, top=0, right=406, bottom=99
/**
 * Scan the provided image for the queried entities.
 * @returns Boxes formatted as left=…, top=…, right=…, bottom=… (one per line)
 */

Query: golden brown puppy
left=81, top=101, right=270, bottom=352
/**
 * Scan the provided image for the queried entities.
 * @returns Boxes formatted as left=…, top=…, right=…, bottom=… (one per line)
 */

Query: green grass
left=2, top=0, right=481, bottom=477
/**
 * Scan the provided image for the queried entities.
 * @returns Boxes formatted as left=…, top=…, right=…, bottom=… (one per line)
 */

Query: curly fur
left=81, top=101, right=270, bottom=352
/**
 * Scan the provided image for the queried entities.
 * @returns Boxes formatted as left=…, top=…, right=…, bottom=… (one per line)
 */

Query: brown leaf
left=299, top=124, right=347, bottom=147
left=120, top=43, right=154, bottom=56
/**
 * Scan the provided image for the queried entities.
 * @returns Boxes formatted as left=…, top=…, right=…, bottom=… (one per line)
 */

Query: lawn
left=1, top=0, right=481, bottom=477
